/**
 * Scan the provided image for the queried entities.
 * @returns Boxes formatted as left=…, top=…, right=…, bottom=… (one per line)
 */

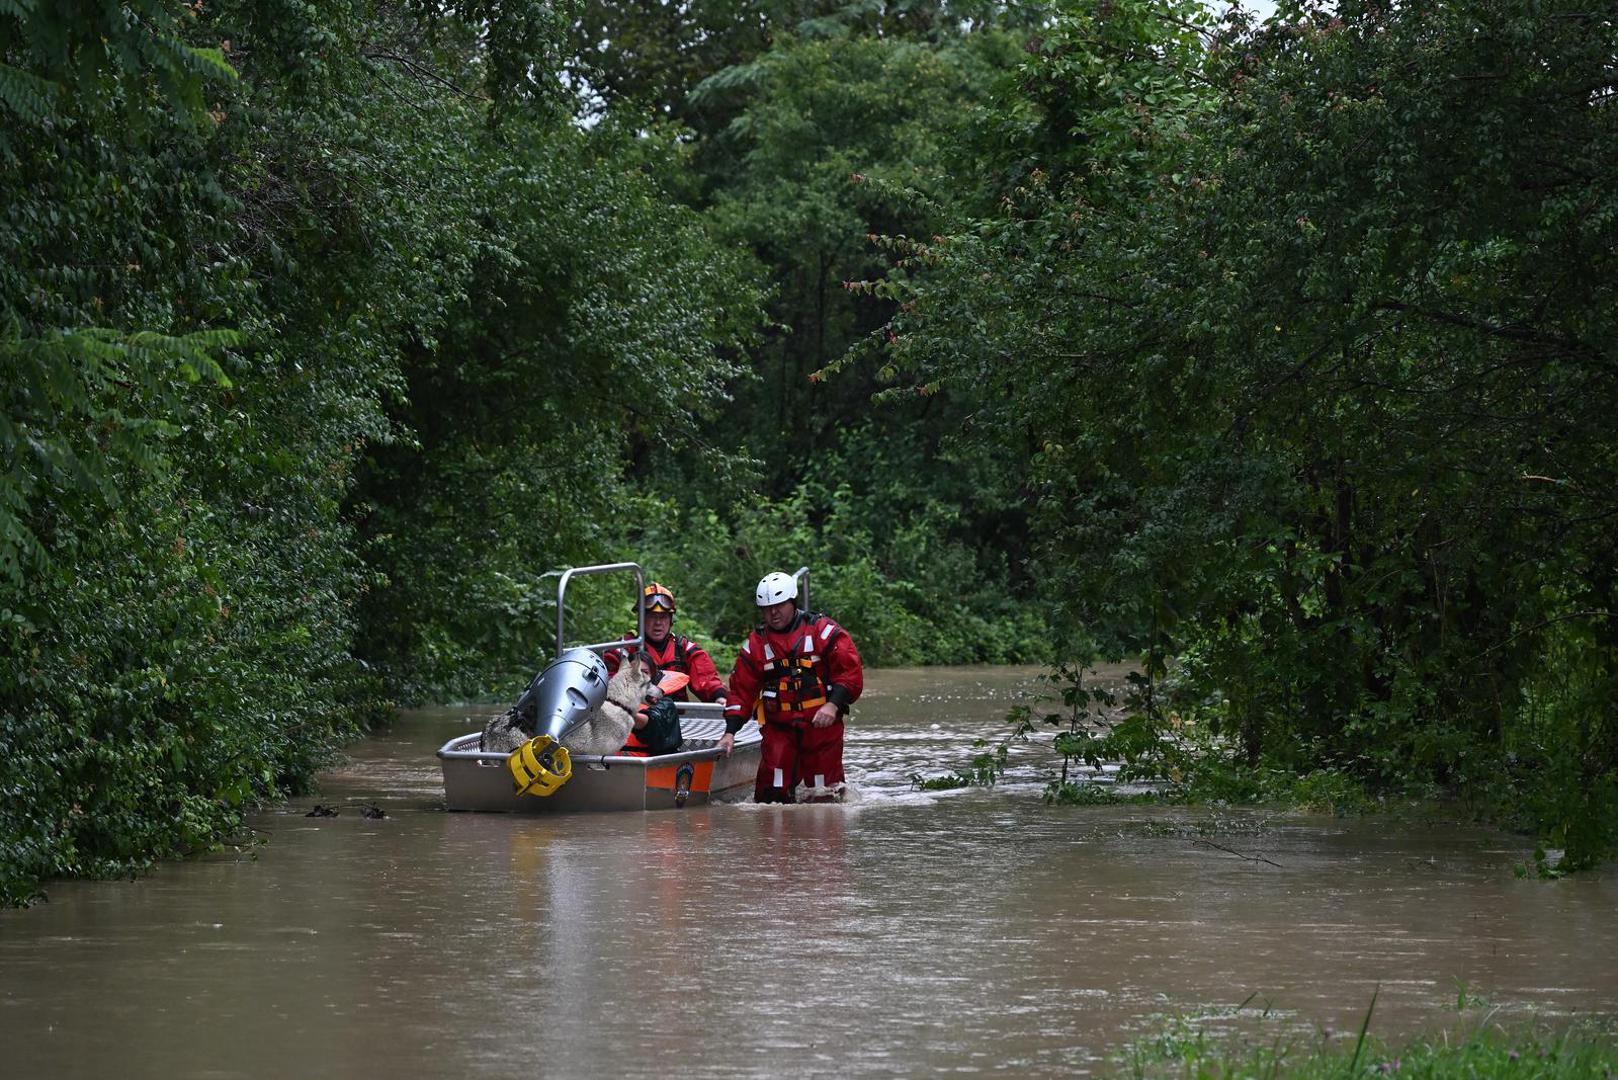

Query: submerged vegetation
left=4, top=0, right=1616, bottom=901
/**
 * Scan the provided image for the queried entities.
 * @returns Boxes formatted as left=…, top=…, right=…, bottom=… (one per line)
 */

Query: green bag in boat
left=638, top=696, right=683, bottom=755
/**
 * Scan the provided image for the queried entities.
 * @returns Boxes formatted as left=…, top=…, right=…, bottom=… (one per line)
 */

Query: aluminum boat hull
left=437, top=715, right=761, bottom=813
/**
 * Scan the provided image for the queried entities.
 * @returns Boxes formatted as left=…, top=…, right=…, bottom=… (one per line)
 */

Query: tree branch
left=1370, top=300, right=1605, bottom=358
left=362, top=48, right=481, bottom=101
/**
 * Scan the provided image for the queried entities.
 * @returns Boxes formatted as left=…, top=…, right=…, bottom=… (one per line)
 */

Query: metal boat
left=435, top=560, right=779, bottom=812
left=437, top=707, right=762, bottom=812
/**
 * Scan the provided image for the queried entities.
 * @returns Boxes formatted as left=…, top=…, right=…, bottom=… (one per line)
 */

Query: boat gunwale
left=436, top=718, right=762, bottom=771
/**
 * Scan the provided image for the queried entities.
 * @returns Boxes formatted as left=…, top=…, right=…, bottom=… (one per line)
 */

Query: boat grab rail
left=555, top=561, right=644, bottom=657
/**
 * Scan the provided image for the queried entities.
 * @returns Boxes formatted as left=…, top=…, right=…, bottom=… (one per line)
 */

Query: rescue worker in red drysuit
left=605, top=583, right=728, bottom=753
left=718, top=571, right=863, bottom=803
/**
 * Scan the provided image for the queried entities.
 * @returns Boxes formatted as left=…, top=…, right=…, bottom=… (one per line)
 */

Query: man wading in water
left=718, top=571, right=863, bottom=802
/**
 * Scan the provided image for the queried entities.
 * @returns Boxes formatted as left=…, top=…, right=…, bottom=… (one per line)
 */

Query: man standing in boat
left=604, top=582, right=730, bottom=709
left=718, top=571, right=864, bottom=803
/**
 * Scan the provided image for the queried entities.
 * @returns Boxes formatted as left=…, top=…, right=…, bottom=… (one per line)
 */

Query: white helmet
left=755, top=571, right=798, bottom=607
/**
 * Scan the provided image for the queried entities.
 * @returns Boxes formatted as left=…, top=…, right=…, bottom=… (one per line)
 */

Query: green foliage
left=1498, top=617, right=1618, bottom=873
left=937, top=735, right=1020, bottom=790
left=1116, top=1012, right=1618, bottom=1080
left=545, top=3, right=1062, bottom=680
left=2, top=0, right=285, bottom=905
left=0, top=0, right=767, bottom=903
left=623, top=12, right=1062, bottom=671
left=625, top=431, right=1053, bottom=669
left=566, top=0, right=792, bottom=123
left=1, top=326, right=237, bottom=582
left=698, top=25, right=1014, bottom=488
left=1043, top=778, right=1132, bottom=805
left=864, top=0, right=1618, bottom=866
left=347, top=111, right=764, bottom=700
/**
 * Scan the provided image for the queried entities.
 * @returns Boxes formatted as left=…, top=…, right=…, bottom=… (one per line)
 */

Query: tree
left=349, top=116, right=764, bottom=697
left=872, top=0, right=1618, bottom=863
left=0, top=0, right=768, bottom=903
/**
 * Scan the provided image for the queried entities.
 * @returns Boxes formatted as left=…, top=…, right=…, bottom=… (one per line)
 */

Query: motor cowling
left=514, top=647, right=609, bottom=742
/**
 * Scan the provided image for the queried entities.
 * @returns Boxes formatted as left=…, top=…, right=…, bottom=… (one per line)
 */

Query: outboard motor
left=507, top=647, right=609, bottom=797
left=514, top=647, right=609, bottom=740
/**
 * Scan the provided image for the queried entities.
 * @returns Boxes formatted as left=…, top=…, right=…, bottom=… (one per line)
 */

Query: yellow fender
left=508, top=734, right=572, bottom=796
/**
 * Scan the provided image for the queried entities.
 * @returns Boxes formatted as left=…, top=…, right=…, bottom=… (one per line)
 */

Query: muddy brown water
left=3, top=665, right=1616, bottom=1078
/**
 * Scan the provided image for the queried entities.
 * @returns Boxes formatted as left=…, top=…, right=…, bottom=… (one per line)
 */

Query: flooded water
left=3, top=665, right=1616, bottom=1078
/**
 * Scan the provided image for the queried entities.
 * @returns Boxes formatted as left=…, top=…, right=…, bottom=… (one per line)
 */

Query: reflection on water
left=2, top=665, right=1616, bottom=1078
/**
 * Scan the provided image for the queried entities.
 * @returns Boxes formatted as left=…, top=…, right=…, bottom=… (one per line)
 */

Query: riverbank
left=1117, top=1008, right=1618, bottom=1078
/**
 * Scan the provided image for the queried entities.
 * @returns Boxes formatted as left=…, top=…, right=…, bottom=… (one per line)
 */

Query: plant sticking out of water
left=1137, top=813, right=1277, bottom=838
left=1347, top=986, right=1380, bottom=1075
left=1046, top=781, right=1135, bottom=806
left=912, top=656, right=1184, bottom=798
left=1529, top=845, right=1569, bottom=880
left=1041, top=659, right=1113, bottom=796
left=1452, top=980, right=1487, bottom=1013
left=908, top=732, right=1023, bottom=791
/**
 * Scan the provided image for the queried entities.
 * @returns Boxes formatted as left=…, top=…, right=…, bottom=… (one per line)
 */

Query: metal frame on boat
left=436, top=562, right=765, bottom=813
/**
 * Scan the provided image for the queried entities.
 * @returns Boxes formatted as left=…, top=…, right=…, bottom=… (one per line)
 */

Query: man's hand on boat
left=716, top=731, right=734, bottom=756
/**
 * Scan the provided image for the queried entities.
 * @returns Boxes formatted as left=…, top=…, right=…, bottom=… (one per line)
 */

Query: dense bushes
left=0, top=1, right=763, bottom=903
left=871, top=0, right=1618, bottom=866
left=627, top=437, right=1054, bottom=670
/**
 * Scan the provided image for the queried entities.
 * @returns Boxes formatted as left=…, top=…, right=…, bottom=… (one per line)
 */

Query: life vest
left=753, top=613, right=839, bottom=724
left=621, top=634, right=701, bottom=701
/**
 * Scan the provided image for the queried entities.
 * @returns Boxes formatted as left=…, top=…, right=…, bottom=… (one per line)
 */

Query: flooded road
left=3, top=665, right=1616, bottom=1077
